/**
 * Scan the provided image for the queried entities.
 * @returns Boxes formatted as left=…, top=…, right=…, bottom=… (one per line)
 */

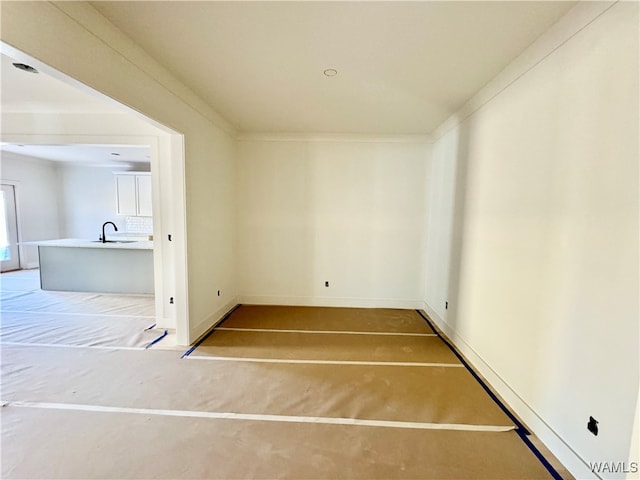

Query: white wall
left=424, top=2, right=639, bottom=478
left=0, top=158, right=151, bottom=265
left=238, top=137, right=430, bottom=308
left=58, top=166, right=126, bottom=240
left=0, top=152, right=62, bottom=268
left=1, top=1, right=237, bottom=343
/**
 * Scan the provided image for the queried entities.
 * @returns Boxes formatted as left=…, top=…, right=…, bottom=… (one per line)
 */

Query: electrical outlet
left=445, top=301, right=448, bottom=310
left=325, top=281, right=329, bottom=287
left=169, top=297, right=174, bottom=305
left=587, top=416, right=599, bottom=436
left=217, top=290, right=221, bottom=297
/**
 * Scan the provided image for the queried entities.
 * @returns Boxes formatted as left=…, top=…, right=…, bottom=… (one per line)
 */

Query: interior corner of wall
left=189, top=296, right=239, bottom=345
left=421, top=300, right=447, bottom=332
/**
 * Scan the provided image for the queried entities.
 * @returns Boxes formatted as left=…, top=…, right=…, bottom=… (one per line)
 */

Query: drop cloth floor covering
left=1, top=285, right=560, bottom=479
left=0, top=269, right=172, bottom=349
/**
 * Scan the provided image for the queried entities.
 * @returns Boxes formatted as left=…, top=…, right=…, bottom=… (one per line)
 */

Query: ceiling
left=1, top=53, right=124, bottom=114
left=92, top=1, right=576, bottom=135
left=1, top=53, right=148, bottom=167
left=1, top=144, right=151, bottom=168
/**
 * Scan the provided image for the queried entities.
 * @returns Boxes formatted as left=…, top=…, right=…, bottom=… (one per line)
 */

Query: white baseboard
left=239, top=295, right=424, bottom=310
left=421, top=301, right=596, bottom=480
left=154, top=316, right=174, bottom=330
left=190, top=296, right=239, bottom=344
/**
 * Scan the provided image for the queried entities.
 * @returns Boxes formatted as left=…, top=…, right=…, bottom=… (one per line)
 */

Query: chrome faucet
left=101, top=221, right=118, bottom=243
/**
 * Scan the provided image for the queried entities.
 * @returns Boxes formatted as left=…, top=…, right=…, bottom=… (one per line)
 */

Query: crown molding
left=236, top=132, right=433, bottom=144
left=431, top=1, right=617, bottom=142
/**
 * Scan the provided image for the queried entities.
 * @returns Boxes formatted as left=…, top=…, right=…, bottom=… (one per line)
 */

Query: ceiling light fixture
left=323, top=68, right=338, bottom=77
left=12, top=63, right=38, bottom=74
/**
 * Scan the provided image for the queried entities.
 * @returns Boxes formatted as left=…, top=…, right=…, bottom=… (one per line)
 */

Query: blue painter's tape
left=180, top=304, right=241, bottom=359
left=144, top=323, right=157, bottom=331
left=416, top=310, right=564, bottom=480
left=145, top=329, right=168, bottom=349
left=180, top=345, right=197, bottom=359
left=516, top=428, right=564, bottom=480
left=415, top=310, right=529, bottom=434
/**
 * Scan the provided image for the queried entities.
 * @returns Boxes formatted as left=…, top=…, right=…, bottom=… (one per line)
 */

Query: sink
left=92, top=240, right=137, bottom=244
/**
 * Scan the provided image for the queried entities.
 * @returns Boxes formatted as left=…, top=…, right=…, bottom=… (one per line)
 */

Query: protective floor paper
left=0, top=268, right=40, bottom=292
left=0, top=298, right=561, bottom=479
left=0, top=311, right=162, bottom=348
left=193, top=329, right=458, bottom=363
left=1, top=406, right=552, bottom=479
left=224, top=305, right=435, bottom=333
left=2, top=344, right=513, bottom=427
left=0, top=289, right=154, bottom=317
left=1, top=273, right=161, bottom=348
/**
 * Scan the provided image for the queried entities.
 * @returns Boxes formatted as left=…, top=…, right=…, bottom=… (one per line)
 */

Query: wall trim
left=1, top=150, right=143, bottom=170
left=422, top=301, right=597, bottom=480
left=189, top=296, right=239, bottom=346
left=236, top=132, right=433, bottom=144
left=48, top=2, right=236, bottom=136
left=239, top=295, right=424, bottom=310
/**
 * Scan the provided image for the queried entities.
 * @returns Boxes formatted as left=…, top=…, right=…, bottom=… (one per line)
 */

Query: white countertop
left=22, top=238, right=154, bottom=250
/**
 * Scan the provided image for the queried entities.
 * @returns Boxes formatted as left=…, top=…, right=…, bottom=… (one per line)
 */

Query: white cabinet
left=136, top=175, right=153, bottom=217
left=115, top=175, right=137, bottom=215
left=115, top=172, right=152, bottom=217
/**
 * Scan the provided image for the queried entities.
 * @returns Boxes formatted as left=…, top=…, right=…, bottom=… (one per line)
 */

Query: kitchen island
left=30, top=239, right=154, bottom=294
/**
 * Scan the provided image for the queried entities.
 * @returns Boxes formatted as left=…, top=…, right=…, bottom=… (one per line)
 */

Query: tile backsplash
left=125, top=216, right=153, bottom=234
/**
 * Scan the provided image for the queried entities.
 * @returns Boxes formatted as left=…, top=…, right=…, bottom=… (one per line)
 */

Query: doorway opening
left=0, top=183, right=20, bottom=272
left=0, top=46, right=188, bottom=345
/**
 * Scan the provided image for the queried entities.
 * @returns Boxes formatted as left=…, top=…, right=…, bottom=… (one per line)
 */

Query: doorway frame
left=0, top=43, right=190, bottom=343
left=0, top=181, right=24, bottom=271
left=0, top=130, right=189, bottom=342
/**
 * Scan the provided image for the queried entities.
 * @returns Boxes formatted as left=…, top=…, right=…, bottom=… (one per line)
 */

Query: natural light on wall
left=0, top=190, right=9, bottom=261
